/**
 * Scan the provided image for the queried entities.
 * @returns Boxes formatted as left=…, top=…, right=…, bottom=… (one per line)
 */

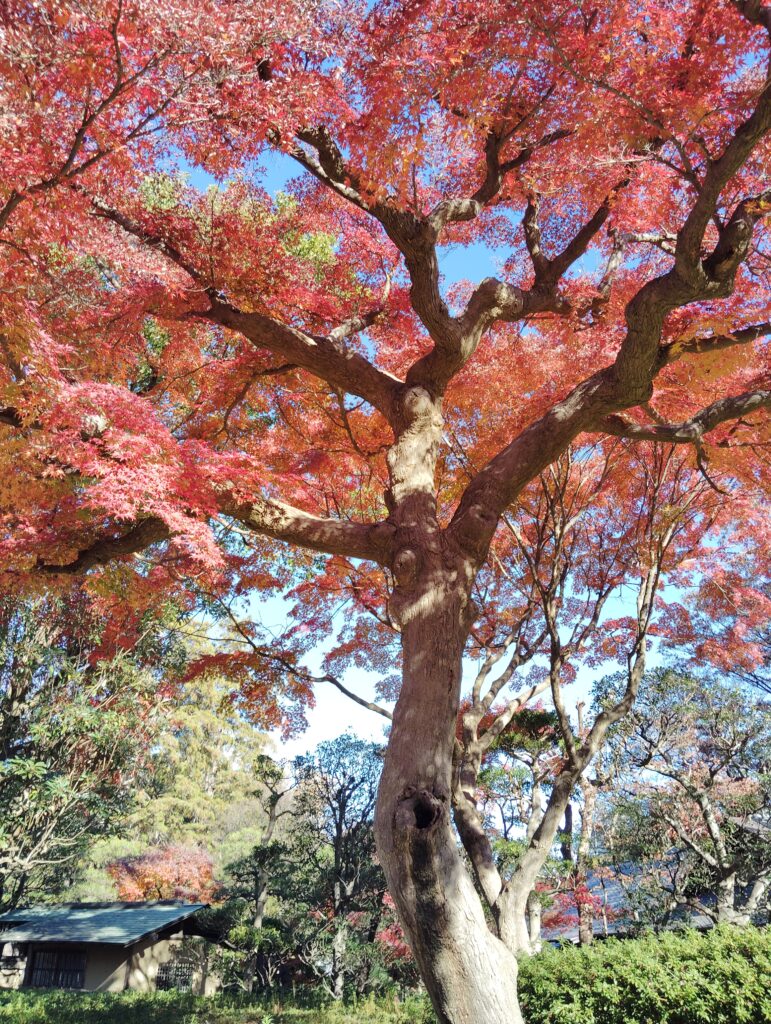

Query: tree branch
left=656, top=322, right=771, bottom=368
left=87, top=194, right=402, bottom=421
left=450, top=71, right=771, bottom=559
left=597, top=389, right=771, bottom=443
left=38, top=493, right=395, bottom=575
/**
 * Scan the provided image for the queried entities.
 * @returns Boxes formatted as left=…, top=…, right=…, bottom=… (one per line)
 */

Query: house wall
left=83, top=944, right=129, bottom=992
left=0, top=943, right=25, bottom=990
left=0, top=934, right=219, bottom=995
left=125, top=933, right=220, bottom=995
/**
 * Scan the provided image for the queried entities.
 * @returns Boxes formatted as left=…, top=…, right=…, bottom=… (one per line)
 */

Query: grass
left=0, top=990, right=434, bottom=1024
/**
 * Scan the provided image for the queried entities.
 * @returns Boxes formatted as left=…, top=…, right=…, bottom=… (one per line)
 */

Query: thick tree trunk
left=375, top=584, right=523, bottom=1024
left=714, top=873, right=752, bottom=926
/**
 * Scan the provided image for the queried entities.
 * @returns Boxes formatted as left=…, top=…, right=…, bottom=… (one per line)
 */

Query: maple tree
left=107, top=844, right=220, bottom=902
left=2, top=2, right=771, bottom=1021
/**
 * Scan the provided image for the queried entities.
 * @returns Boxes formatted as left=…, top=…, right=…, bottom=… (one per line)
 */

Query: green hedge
left=0, top=990, right=432, bottom=1024
left=1, top=927, right=769, bottom=1024
left=517, top=925, right=771, bottom=1024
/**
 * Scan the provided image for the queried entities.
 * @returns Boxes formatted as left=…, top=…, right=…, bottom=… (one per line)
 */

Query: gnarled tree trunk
left=375, top=568, right=523, bottom=1024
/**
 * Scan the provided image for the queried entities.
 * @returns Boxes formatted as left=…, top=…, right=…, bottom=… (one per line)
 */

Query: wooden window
left=28, top=948, right=86, bottom=989
left=156, top=960, right=193, bottom=991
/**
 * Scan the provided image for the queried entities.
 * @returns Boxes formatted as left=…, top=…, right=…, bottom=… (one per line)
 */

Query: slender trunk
left=577, top=902, right=594, bottom=946
left=526, top=891, right=542, bottom=953
left=375, top=584, right=523, bottom=1024
left=499, top=771, right=577, bottom=955
left=576, top=781, right=597, bottom=946
left=560, top=803, right=573, bottom=863
left=243, top=955, right=257, bottom=994
left=331, top=920, right=346, bottom=1000
left=253, top=878, right=268, bottom=929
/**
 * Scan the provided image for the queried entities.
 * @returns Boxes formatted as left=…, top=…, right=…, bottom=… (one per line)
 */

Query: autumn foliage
left=107, top=845, right=219, bottom=903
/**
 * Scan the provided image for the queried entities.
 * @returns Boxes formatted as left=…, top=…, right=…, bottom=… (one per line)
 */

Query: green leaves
left=518, top=926, right=771, bottom=1024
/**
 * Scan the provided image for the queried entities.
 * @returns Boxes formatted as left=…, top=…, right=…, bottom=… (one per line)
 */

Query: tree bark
left=498, top=772, right=577, bottom=955
left=375, top=576, right=523, bottom=1024
left=577, top=781, right=598, bottom=946
left=331, top=918, right=347, bottom=1000
left=526, top=891, right=542, bottom=953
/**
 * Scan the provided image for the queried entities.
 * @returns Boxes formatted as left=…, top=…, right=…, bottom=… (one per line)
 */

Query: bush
left=2, top=927, right=768, bottom=1024
left=0, top=989, right=433, bottom=1024
left=518, top=925, right=771, bottom=1024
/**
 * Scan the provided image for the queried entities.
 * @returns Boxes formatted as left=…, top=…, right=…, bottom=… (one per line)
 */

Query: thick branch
left=451, top=84, right=771, bottom=559
left=675, top=78, right=771, bottom=283
left=205, top=298, right=400, bottom=421
left=656, top=322, right=771, bottom=368
left=293, top=125, right=574, bottom=396
left=89, top=195, right=402, bottom=421
left=39, top=494, right=394, bottom=575
left=597, top=389, right=771, bottom=443
left=39, top=517, right=170, bottom=574
left=222, top=496, right=394, bottom=565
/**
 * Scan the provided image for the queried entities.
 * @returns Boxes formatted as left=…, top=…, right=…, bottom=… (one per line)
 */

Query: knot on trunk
left=393, top=546, right=418, bottom=586
left=396, top=787, right=445, bottom=831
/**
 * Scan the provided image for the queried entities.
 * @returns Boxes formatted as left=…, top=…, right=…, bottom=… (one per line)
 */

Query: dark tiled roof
left=0, top=901, right=207, bottom=947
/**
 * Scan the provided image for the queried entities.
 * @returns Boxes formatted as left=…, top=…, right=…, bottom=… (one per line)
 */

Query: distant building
left=541, top=867, right=715, bottom=946
left=0, top=901, right=219, bottom=994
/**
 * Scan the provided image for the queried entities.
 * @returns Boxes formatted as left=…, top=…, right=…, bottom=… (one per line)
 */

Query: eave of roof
left=0, top=901, right=208, bottom=947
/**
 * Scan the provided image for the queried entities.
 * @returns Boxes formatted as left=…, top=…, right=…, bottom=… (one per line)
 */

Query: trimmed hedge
left=517, top=925, right=771, bottom=1024
left=1, top=927, right=769, bottom=1024
left=0, top=990, right=432, bottom=1024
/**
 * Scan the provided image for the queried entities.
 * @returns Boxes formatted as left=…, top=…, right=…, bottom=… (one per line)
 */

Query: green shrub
left=0, top=989, right=434, bottom=1024
left=2, top=927, right=768, bottom=1024
left=518, top=925, right=771, bottom=1024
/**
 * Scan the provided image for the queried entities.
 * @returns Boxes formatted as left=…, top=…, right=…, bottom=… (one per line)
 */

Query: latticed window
left=156, top=960, right=194, bottom=991
left=29, top=948, right=86, bottom=989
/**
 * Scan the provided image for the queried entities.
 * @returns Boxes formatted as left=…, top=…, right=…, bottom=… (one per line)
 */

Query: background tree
left=2, top=2, right=771, bottom=1020
left=600, top=667, right=771, bottom=928
left=291, top=736, right=386, bottom=1000
left=107, top=844, right=220, bottom=902
left=214, top=754, right=295, bottom=993
left=0, top=592, right=176, bottom=911
left=72, top=672, right=277, bottom=900
left=211, top=737, right=390, bottom=999
left=450, top=442, right=723, bottom=954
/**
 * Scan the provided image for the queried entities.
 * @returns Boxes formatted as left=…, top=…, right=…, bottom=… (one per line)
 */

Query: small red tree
left=107, top=845, right=219, bottom=903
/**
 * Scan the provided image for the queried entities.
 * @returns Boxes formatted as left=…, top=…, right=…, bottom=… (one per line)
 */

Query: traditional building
left=0, top=901, right=218, bottom=994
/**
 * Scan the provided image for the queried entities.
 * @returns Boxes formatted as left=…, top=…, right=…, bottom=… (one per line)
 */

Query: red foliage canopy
left=1, top=0, right=769, bottom=722
left=107, top=844, right=220, bottom=902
